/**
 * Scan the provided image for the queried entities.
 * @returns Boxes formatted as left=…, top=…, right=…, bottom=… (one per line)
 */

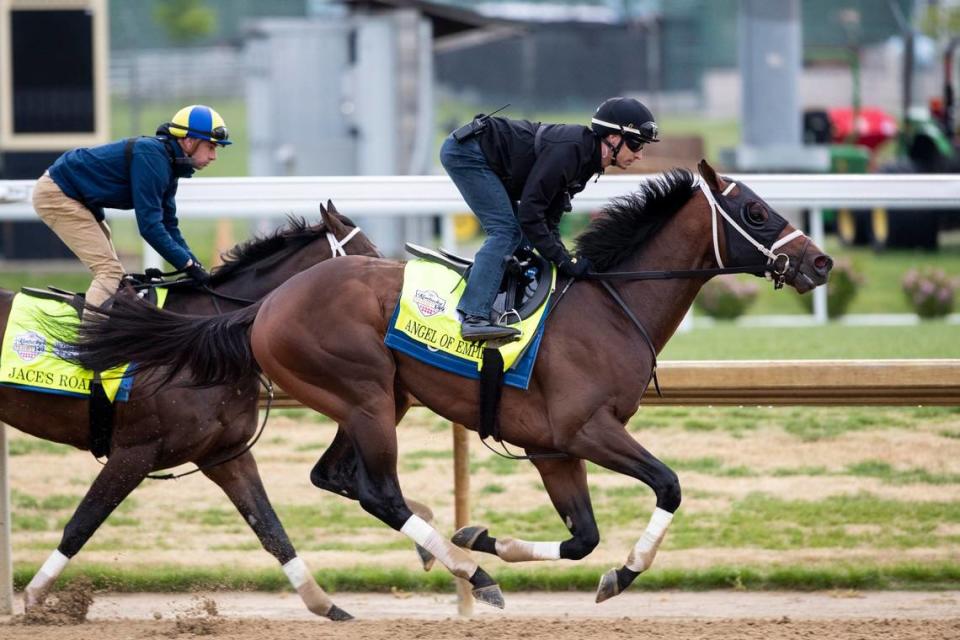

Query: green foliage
left=152, top=0, right=216, bottom=45
left=695, top=275, right=759, bottom=319
left=902, top=267, right=958, bottom=318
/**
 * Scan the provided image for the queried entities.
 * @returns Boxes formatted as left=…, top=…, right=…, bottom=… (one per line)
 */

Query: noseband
left=699, top=181, right=804, bottom=289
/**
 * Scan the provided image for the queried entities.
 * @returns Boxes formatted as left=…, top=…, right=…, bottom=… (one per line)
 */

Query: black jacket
left=478, top=117, right=602, bottom=265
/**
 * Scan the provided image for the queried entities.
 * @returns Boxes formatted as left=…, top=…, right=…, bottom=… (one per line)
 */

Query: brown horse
left=6, top=203, right=381, bottom=620
left=73, top=161, right=833, bottom=608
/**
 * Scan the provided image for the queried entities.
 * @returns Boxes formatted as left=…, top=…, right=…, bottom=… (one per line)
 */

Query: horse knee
left=560, top=527, right=600, bottom=561
left=655, top=468, right=681, bottom=513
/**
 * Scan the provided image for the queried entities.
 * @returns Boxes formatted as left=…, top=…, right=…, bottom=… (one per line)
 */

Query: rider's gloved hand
left=185, top=262, right=211, bottom=286
left=558, top=255, right=592, bottom=279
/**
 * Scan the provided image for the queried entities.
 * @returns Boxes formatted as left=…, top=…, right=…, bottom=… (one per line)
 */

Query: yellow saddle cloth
left=0, top=290, right=168, bottom=402
left=386, top=259, right=554, bottom=382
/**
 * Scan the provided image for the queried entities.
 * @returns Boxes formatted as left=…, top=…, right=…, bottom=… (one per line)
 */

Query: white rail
left=3, top=174, right=960, bottom=217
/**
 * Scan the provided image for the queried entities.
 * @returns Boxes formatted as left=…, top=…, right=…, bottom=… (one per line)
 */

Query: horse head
left=205, top=200, right=381, bottom=298
left=698, top=159, right=833, bottom=293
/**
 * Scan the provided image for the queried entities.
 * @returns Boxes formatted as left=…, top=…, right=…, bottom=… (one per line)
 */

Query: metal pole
left=452, top=422, right=473, bottom=617
left=0, top=423, right=13, bottom=615
left=810, top=207, right=828, bottom=323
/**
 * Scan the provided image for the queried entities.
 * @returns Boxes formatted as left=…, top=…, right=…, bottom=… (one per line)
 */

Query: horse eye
left=745, top=203, right=767, bottom=225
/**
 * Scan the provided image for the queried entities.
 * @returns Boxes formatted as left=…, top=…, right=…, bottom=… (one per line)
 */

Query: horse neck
left=615, top=197, right=717, bottom=353
left=167, top=236, right=329, bottom=312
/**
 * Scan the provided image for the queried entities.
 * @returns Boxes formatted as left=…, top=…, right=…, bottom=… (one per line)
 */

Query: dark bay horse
left=72, top=161, right=833, bottom=608
left=7, top=203, right=380, bottom=621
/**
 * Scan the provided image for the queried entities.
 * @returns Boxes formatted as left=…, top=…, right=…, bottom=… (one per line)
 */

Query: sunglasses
left=623, top=136, right=646, bottom=152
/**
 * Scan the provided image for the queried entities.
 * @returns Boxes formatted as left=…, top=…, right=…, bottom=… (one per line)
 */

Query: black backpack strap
left=124, top=137, right=140, bottom=174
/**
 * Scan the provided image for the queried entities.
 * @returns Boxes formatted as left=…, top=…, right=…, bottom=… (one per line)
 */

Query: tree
left=153, top=0, right=216, bottom=45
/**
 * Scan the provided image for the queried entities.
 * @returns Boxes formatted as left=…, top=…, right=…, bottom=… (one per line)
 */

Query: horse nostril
left=814, top=255, right=832, bottom=274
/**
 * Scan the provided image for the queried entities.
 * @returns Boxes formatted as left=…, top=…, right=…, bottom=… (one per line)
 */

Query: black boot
left=460, top=314, right=520, bottom=341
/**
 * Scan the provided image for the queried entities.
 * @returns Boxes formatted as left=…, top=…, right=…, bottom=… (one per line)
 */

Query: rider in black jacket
left=440, top=97, right=659, bottom=341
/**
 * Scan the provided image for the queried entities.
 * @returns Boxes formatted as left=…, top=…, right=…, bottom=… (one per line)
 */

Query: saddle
left=18, top=278, right=165, bottom=460
left=404, top=243, right=553, bottom=324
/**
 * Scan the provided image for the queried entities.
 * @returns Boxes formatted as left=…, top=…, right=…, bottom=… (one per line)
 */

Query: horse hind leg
left=453, top=456, right=600, bottom=564
left=567, top=412, right=681, bottom=603
left=311, top=425, right=437, bottom=571
left=341, top=401, right=504, bottom=608
left=25, top=441, right=161, bottom=611
left=203, top=450, right=351, bottom=621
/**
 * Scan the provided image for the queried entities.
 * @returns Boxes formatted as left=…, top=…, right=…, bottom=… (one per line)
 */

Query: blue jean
left=440, top=135, right=523, bottom=319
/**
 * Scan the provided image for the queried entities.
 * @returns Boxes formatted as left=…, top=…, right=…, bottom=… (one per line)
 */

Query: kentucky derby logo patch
left=12, top=331, right=46, bottom=363
left=414, top=289, right=446, bottom=317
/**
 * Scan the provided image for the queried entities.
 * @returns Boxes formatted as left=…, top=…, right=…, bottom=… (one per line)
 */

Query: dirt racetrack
left=1, top=590, right=958, bottom=640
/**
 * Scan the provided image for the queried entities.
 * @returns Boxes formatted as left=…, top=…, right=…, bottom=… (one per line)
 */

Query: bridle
left=552, top=180, right=812, bottom=402
left=700, top=180, right=806, bottom=290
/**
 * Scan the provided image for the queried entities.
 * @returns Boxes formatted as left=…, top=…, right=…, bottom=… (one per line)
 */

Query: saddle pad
left=384, top=259, right=555, bottom=390
left=0, top=289, right=168, bottom=402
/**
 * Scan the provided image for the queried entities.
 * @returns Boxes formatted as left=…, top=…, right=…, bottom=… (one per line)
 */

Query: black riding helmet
left=591, top=97, right=659, bottom=153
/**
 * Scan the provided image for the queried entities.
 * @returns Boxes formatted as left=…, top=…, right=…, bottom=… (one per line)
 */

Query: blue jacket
left=48, top=136, right=197, bottom=269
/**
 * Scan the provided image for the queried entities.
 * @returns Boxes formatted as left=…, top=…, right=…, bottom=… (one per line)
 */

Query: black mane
left=576, top=168, right=697, bottom=272
left=208, top=216, right=321, bottom=284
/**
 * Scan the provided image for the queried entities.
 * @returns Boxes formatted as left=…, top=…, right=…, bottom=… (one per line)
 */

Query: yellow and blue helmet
left=164, top=105, right=231, bottom=146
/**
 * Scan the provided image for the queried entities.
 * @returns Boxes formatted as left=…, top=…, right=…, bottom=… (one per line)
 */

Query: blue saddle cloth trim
left=0, top=373, right=135, bottom=402
left=385, top=302, right=551, bottom=390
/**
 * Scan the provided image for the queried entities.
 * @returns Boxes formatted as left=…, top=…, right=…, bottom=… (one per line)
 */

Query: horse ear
left=698, top=159, right=724, bottom=192
left=319, top=200, right=347, bottom=235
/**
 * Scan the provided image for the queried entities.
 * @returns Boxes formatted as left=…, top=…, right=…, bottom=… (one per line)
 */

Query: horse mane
left=208, top=215, right=323, bottom=284
left=576, top=168, right=697, bottom=272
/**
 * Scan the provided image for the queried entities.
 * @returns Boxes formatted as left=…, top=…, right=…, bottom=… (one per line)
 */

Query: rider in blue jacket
left=33, top=104, right=231, bottom=309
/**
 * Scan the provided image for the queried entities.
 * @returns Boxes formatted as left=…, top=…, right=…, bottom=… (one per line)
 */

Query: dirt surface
left=1, top=591, right=959, bottom=640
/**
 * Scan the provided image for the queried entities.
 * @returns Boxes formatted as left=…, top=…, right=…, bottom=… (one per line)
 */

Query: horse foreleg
left=25, top=441, right=160, bottom=611
left=202, top=450, right=352, bottom=621
left=453, top=456, right=599, bottom=564
left=569, top=414, right=680, bottom=603
left=311, top=425, right=437, bottom=570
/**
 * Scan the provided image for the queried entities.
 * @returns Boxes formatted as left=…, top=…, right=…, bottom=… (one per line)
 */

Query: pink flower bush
left=902, top=268, right=958, bottom=318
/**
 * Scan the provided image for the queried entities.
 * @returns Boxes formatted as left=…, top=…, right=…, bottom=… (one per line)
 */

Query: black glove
left=558, top=255, right=592, bottom=279
left=185, top=263, right=210, bottom=286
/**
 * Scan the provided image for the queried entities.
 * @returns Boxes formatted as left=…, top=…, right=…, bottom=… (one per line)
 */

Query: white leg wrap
left=282, top=556, right=310, bottom=589
left=402, top=515, right=478, bottom=579
left=28, top=550, right=69, bottom=590
left=25, top=549, right=70, bottom=608
left=494, top=538, right=562, bottom=562
left=625, top=507, right=674, bottom=573
left=283, top=556, right=334, bottom=616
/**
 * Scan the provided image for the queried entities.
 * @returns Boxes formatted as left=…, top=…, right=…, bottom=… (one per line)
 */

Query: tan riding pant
left=32, top=173, right=124, bottom=308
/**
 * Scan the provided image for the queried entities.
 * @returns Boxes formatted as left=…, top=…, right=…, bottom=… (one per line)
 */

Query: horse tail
left=75, top=295, right=261, bottom=387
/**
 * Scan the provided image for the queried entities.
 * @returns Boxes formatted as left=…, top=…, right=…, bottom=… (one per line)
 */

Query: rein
left=568, top=181, right=806, bottom=400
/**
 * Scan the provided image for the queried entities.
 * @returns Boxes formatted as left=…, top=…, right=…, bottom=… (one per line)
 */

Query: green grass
left=747, top=238, right=960, bottom=316
left=660, top=323, right=960, bottom=359
left=628, top=406, right=960, bottom=441
left=7, top=438, right=73, bottom=457
left=12, top=561, right=960, bottom=593
left=667, top=492, right=960, bottom=550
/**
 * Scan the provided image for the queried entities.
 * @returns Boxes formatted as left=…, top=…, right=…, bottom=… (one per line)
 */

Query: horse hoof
left=326, top=605, right=354, bottom=621
left=415, top=543, right=436, bottom=572
left=452, top=525, right=487, bottom=549
left=472, top=583, right=505, bottom=609
left=595, top=568, right=621, bottom=603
